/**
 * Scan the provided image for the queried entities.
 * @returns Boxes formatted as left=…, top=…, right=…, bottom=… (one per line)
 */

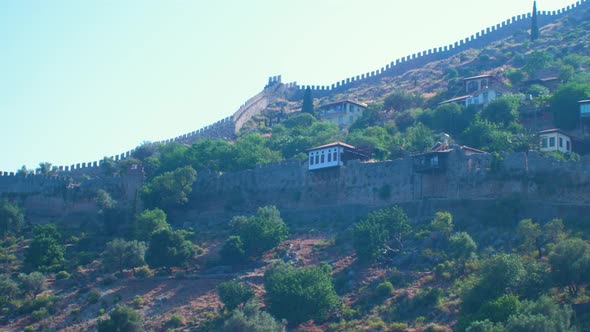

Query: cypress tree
left=531, top=1, right=539, bottom=41
left=301, top=87, right=314, bottom=115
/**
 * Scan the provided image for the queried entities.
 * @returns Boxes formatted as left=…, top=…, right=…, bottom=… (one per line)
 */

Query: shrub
left=55, top=271, right=70, bottom=280
left=376, top=281, right=395, bottom=297
left=264, top=262, right=339, bottom=324
left=88, top=288, right=101, bottom=304
left=222, top=299, right=285, bottom=332
left=217, top=280, right=254, bottom=310
left=132, top=295, right=144, bottom=309
left=97, top=305, right=143, bottom=332
left=134, top=266, right=153, bottom=278
left=166, top=314, right=185, bottom=328
left=31, top=307, right=48, bottom=321
left=230, top=206, right=289, bottom=256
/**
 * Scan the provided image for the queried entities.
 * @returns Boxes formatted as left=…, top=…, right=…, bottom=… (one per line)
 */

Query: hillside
left=1, top=2, right=590, bottom=332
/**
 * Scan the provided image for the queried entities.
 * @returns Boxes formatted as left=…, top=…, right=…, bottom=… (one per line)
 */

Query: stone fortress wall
left=1, top=0, right=588, bottom=187
left=184, top=149, right=590, bottom=226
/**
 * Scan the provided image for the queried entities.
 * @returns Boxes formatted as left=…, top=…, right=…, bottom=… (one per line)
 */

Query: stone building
left=317, top=100, right=367, bottom=131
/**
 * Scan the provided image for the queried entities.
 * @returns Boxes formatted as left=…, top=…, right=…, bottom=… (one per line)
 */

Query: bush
left=166, top=314, right=185, bottom=328
left=88, top=288, right=101, bottom=304
left=376, top=281, right=395, bottom=297
left=230, top=206, right=289, bottom=256
left=133, top=295, right=144, bottom=309
left=55, top=271, right=70, bottom=280
left=222, top=299, right=285, bottom=332
left=264, top=262, right=339, bottom=324
left=31, top=307, right=48, bottom=321
left=97, top=305, right=143, bottom=332
left=134, top=266, right=153, bottom=278
left=217, top=280, right=255, bottom=310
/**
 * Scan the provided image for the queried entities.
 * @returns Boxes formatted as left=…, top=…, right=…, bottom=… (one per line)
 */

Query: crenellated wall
left=286, top=0, right=590, bottom=97
left=2, top=0, right=589, bottom=178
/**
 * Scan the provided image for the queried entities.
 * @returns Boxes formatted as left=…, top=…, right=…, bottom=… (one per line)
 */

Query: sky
left=0, top=0, right=578, bottom=172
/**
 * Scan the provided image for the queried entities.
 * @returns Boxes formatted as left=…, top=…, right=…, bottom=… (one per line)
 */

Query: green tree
left=516, top=219, right=541, bottom=255
left=431, top=211, right=454, bottom=238
left=530, top=1, right=539, bottom=41
left=24, top=225, right=65, bottom=271
left=466, top=320, right=504, bottom=332
left=479, top=95, right=521, bottom=127
left=222, top=299, right=286, bottom=332
left=420, top=103, right=475, bottom=136
left=448, top=232, right=477, bottom=262
left=232, top=134, right=282, bottom=171
left=505, top=296, right=576, bottom=332
left=0, top=200, right=24, bottom=237
left=548, top=237, right=590, bottom=296
left=347, top=126, right=393, bottom=160
left=550, top=82, right=590, bottom=130
left=398, top=122, right=434, bottom=153
left=353, top=219, right=389, bottom=262
left=145, top=228, right=194, bottom=271
left=479, top=294, right=520, bottom=323
left=230, top=206, right=289, bottom=256
left=523, top=51, right=553, bottom=77
left=461, top=254, right=525, bottom=319
left=103, top=239, right=147, bottom=275
left=384, top=90, right=424, bottom=112
left=100, top=157, right=118, bottom=176
left=462, top=119, right=514, bottom=152
left=220, top=235, right=246, bottom=265
left=133, top=208, right=170, bottom=242
left=217, top=280, right=255, bottom=310
left=264, top=262, right=339, bottom=324
left=301, top=87, right=314, bottom=115
left=36, top=162, right=53, bottom=175
left=0, top=274, right=19, bottom=304
left=97, top=304, right=144, bottom=332
left=19, top=272, right=46, bottom=299
left=142, top=165, right=197, bottom=209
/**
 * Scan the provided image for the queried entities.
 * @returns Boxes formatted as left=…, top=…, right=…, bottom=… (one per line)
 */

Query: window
left=310, top=155, right=314, bottom=165
left=481, top=79, right=488, bottom=89
left=328, top=153, right=331, bottom=162
left=567, top=141, right=571, bottom=151
left=467, top=81, right=479, bottom=92
left=559, top=137, right=563, bottom=148
left=320, top=154, right=324, bottom=163
left=549, top=137, right=555, bottom=147
left=541, top=138, right=548, bottom=148
left=315, top=155, right=319, bottom=164
left=333, top=152, right=337, bottom=161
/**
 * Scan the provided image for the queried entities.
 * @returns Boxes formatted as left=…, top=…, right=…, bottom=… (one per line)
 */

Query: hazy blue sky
left=0, top=0, right=577, bottom=171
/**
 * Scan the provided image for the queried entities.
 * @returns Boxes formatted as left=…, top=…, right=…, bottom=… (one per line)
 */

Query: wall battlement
left=3, top=0, right=588, bottom=177
left=285, top=0, right=589, bottom=96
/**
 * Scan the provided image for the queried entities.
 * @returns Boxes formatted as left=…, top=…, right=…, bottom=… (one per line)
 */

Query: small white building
left=538, top=129, right=572, bottom=153
left=306, top=142, right=369, bottom=171
left=317, top=100, right=367, bottom=130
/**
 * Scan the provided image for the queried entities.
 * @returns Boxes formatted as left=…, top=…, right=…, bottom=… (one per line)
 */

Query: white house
left=306, top=142, right=369, bottom=171
left=317, top=100, right=367, bottom=130
left=538, top=129, right=572, bottom=153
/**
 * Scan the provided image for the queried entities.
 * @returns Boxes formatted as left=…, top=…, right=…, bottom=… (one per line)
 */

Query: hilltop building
left=440, top=74, right=501, bottom=107
left=317, top=100, right=367, bottom=131
left=538, top=128, right=572, bottom=153
left=412, top=134, right=487, bottom=173
left=306, top=142, right=369, bottom=171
